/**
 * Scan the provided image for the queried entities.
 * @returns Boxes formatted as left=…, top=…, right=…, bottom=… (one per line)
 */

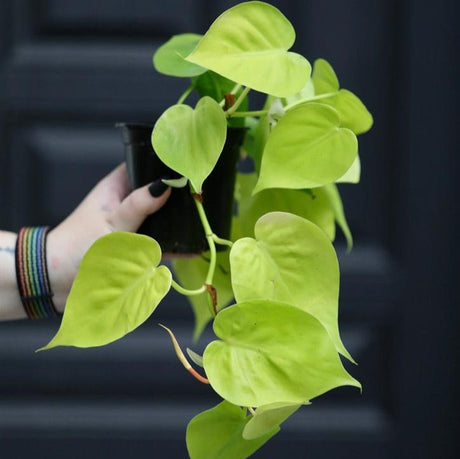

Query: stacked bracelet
left=15, top=226, right=59, bottom=319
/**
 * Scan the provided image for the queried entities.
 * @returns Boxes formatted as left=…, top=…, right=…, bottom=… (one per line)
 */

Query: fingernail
left=149, top=179, right=169, bottom=197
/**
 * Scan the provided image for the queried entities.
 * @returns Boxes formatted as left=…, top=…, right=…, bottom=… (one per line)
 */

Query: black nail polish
left=149, top=179, right=168, bottom=197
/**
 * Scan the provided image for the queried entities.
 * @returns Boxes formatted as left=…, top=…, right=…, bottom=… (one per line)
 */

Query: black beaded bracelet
left=15, top=226, right=59, bottom=319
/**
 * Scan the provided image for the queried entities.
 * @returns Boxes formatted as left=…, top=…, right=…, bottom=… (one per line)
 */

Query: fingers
left=99, top=163, right=130, bottom=201
left=107, top=180, right=171, bottom=232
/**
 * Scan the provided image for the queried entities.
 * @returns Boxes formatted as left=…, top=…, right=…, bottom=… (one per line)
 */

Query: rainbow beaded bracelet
left=15, top=226, right=59, bottom=319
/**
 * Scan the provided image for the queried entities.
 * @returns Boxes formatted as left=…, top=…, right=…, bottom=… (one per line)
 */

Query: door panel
left=0, top=1, right=456, bottom=458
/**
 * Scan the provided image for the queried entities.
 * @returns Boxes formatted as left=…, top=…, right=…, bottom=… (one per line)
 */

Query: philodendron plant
left=40, top=2, right=373, bottom=458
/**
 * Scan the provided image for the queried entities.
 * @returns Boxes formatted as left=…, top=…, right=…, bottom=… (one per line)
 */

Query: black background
left=0, top=1, right=458, bottom=458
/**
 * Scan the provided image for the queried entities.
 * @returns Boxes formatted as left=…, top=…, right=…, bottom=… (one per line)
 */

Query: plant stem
left=194, top=199, right=217, bottom=285
left=284, top=91, right=338, bottom=111
left=212, top=234, right=233, bottom=247
left=226, top=87, right=251, bottom=117
left=171, top=280, right=206, bottom=296
left=177, top=83, right=195, bottom=105
left=159, top=324, right=210, bottom=385
left=193, top=195, right=218, bottom=317
left=219, top=83, right=243, bottom=107
left=230, top=83, right=243, bottom=95
left=227, top=110, right=268, bottom=118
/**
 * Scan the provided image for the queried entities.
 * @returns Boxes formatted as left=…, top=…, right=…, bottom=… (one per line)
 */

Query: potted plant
left=117, top=121, right=246, bottom=254
left=40, top=2, right=373, bottom=458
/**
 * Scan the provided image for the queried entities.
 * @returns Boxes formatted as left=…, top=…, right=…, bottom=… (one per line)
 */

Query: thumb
left=108, top=180, right=171, bottom=232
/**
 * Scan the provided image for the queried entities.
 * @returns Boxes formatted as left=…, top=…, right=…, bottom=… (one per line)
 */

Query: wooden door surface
left=0, top=1, right=457, bottom=458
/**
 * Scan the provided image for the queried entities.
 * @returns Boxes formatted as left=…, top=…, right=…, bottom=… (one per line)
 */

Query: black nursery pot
left=117, top=123, right=246, bottom=255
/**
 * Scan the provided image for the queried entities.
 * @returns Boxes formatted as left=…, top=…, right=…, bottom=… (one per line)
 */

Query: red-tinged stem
left=188, top=367, right=210, bottom=385
left=159, top=324, right=209, bottom=385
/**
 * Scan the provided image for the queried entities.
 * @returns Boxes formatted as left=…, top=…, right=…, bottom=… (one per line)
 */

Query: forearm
left=0, top=230, right=27, bottom=320
left=0, top=164, right=170, bottom=322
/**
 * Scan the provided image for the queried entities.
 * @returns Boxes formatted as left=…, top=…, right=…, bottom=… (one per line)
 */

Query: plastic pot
left=117, top=123, right=246, bottom=255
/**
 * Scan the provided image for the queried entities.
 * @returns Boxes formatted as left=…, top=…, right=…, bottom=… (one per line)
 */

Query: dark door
left=0, top=1, right=456, bottom=458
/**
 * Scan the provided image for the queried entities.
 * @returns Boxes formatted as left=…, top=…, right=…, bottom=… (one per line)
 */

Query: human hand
left=46, top=163, right=171, bottom=312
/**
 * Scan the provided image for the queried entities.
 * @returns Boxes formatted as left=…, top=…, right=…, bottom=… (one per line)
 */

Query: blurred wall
left=0, top=1, right=457, bottom=458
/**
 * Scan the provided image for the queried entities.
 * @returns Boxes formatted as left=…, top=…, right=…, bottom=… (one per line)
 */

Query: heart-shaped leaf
left=39, top=232, right=171, bottom=350
left=243, top=402, right=303, bottom=440
left=153, top=33, right=206, bottom=77
left=204, top=299, right=360, bottom=407
left=254, top=103, right=358, bottom=193
left=230, top=211, right=353, bottom=361
left=172, top=250, right=233, bottom=341
left=186, top=2, right=311, bottom=97
left=311, top=58, right=339, bottom=94
left=186, top=401, right=277, bottom=459
left=151, top=96, right=227, bottom=192
left=318, top=89, right=373, bottom=135
left=232, top=172, right=335, bottom=241
left=337, top=155, right=361, bottom=183
left=287, top=59, right=373, bottom=135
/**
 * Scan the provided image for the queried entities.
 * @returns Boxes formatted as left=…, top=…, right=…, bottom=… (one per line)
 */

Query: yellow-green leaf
left=232, top=172, right=335, bottom=241
left=153, top=33, right=206, bottom=77
left=254, top=103, right=358, bottom=192
left=204, top=299, right=360, bottom=407
left=230, top=212, right=353, bottom=361
left=243, top=402, right=303, bottom=440
left=186, top=2, right=310, bottom=97
left=323, top=184, right=353, bottom=250
left=39, top=232, right=171, bottom=350
left=151, top=96, right=227, bottom=192
left=186, top=401, right=277, bottom=459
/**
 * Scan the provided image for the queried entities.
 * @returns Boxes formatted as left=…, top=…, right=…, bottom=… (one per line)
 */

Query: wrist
left=46, top=227, right=74, bottom=313
left=15, top=227, right=60, bottom=318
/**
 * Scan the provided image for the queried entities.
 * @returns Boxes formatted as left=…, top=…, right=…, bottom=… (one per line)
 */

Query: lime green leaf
left=186, top=401, right=277, bottom=459
left=312, top=59, right=372, bottom=134
left=230, top=211, right=352, bottom=361
left=254, top=103, right=358, bottom=193
left=186, top=2, right=311, bottom=97
left=288, top=59, right=373, bottom=135
left=336, top=155, right=361, bottom=183
left=285, top=77, right=315, bottom=105
left=243, top=402, right=303, bottom=440
left=311, top=58, right=339, bottom=94
left=162, top=176, right=188, bottom=188
left=233, top=172, right=335, bottom=241
left=319, top=89, right=373, bottom=135
left=186, top=348, right=204, bottom=368
left=153, top=33, right=206, bottom=77
left=39, top=233, right=171, bottom=350
left=204, top=300, right=360, bottom=407
left=323, top=184, right=353, bottom=250
left=151, top=96, right=227, bottom=192
left=172, top=250, right=233, bottom=341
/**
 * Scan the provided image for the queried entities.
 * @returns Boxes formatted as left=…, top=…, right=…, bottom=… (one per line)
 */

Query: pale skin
left=0, top=163, right=171, bottom=321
